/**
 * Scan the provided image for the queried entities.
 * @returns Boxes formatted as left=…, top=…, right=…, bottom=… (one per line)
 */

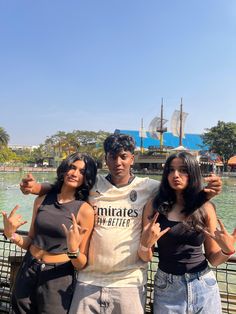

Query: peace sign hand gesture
left=62, top=213, right=88, bottom=253
left=1, top=205, right=27, bottom=238
left=204, top=218, right=236, bottom=254
left=141, top=212, right=170, bottom=249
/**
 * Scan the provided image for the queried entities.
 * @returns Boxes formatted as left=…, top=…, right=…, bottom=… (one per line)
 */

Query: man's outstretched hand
left=204, top=174, right=222, bottom=200
left=20, top=173, right=37, bottom=195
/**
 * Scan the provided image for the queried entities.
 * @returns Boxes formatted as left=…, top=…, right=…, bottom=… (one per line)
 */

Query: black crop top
left=33, top=190, right=84, bottom=253
left=156, top=214, right=208, bottom=275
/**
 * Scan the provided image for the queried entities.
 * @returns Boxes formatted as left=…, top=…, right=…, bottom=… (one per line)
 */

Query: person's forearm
left=9, top=233, right=32, bottom=250
left=33, top=183, right=52, bottom=196
left=207, top=249, right=235, bottom=267
left=195, top=190, right=209, bottom=208
left=138, top=245, right=153, bottom=262
left=71, top=252, right=88, bottom=270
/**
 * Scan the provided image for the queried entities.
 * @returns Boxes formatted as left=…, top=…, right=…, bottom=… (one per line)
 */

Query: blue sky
left=0, top=0, right=235, bottom=145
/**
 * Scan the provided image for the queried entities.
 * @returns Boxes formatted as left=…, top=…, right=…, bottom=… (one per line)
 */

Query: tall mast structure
left=156, top=98, right=166, bottom=150
left=148, top=98, right=168, bottom=151
left=179, top=98, right=183, bottom=146
left=170, top=98, right=188, bottom=148
left=140, top=118, right=144, bottom=154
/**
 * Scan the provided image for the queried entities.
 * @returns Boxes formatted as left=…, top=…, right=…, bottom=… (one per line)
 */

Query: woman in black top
left=2, top=152, right=97, bottom=314
left=139, top=152, right=236, bottom=314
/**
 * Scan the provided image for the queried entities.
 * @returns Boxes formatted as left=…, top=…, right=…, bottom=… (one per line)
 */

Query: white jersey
left=77, top=174, right=160, bottom=287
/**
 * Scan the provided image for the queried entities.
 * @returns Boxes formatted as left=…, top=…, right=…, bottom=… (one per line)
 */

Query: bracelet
left=2, top=232, right=20, bottom=243
left=139, top=244, right=150, bottom=252
left=67, top=249, right=80, bottom=259
left=221, top=249, right=235, bottom=257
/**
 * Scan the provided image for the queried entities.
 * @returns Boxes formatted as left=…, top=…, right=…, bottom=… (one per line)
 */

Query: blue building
left=115, top=129, right=208, bottom=151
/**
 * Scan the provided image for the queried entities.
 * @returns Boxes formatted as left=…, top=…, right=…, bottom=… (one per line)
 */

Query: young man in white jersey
left=20, top=134, right=222, bottom=314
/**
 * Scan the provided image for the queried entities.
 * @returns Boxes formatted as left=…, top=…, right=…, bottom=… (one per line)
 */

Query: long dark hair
left=153, top=152, right=207, bottom=230
left=52, top=152, right=97, bottom=201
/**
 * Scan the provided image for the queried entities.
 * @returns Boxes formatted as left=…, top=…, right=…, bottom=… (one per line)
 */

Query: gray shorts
left=69, top=281, right=146, bottom=314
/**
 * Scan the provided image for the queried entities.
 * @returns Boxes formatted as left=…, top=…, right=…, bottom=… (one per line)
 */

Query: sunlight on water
left=0, top=172, right=56, bottom=229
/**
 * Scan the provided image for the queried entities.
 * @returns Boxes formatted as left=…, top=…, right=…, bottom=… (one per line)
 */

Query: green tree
left=43, top=131, right=79, bottom=166
left=0, top=146, right=18, bottom=163
left=74, top=130, right=110, bottom=167
left=201, top=121, right=236, bottom=170
left=13, top=148, right=33, bottom=164
left=44, top=130, right=110, bottom=167
left=0, top=127, right=10, bottom=147
left=29, top=146, right=46, bottom=165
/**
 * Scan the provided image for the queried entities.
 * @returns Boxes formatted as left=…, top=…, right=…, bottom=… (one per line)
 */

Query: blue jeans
left=153, top=267, right=222, bottom=314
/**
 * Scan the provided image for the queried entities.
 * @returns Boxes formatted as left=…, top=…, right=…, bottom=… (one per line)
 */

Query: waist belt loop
left=198, top=266, right=210, bottom=280
left=167, top=273, right=173, bottom=284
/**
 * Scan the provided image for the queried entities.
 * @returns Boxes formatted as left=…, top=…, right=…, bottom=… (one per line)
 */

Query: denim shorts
left=153, top=267, right=222, bottom=314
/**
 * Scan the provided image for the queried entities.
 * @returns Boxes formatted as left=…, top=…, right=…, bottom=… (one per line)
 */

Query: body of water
left=0, top=172, right=235, bottom=232
left=0, top=172, right=57, bottom=230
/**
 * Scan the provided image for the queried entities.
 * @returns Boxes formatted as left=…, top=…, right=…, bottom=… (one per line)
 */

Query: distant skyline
left=1, top=0, right=236, bottom=145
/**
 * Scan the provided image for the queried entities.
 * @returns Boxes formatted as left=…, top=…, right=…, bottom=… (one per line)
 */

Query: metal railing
left=0, top=229, right=235, bottom=314
left=0, top=230, right=27, bottom=313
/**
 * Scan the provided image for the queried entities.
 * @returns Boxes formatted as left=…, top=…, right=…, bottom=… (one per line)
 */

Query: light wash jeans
left=153, top=267, right=222, bottom=314
left=69, top=282, right=146, bottom=314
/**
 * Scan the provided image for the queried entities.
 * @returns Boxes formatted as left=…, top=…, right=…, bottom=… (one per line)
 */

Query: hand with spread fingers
left=203, top=174, right=222, bottom=199
left=141, top=212, right=170, bottom=249
left=204, top=218, right=236, bottom=254
left=62, top=213, right=88, bottom=253
left=1, top=205, right=27, bottom=238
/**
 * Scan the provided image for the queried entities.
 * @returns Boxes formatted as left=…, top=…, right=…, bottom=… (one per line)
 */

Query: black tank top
left=33, top=190, right=84, bottom=253
left=156, top=214, right=208, bottom=275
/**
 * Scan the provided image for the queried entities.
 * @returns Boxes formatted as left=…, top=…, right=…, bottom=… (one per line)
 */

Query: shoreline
left=0, top=166, right=56, bottom=173
left=1, top=166, right=236, bottom=178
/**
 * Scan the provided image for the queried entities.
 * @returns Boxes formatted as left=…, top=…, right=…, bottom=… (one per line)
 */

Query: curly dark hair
left=103, top=134, right=135, bottom=156
left=153, top=151, right=208, bottom=231
left=52, top=152, right=97, bottom=201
